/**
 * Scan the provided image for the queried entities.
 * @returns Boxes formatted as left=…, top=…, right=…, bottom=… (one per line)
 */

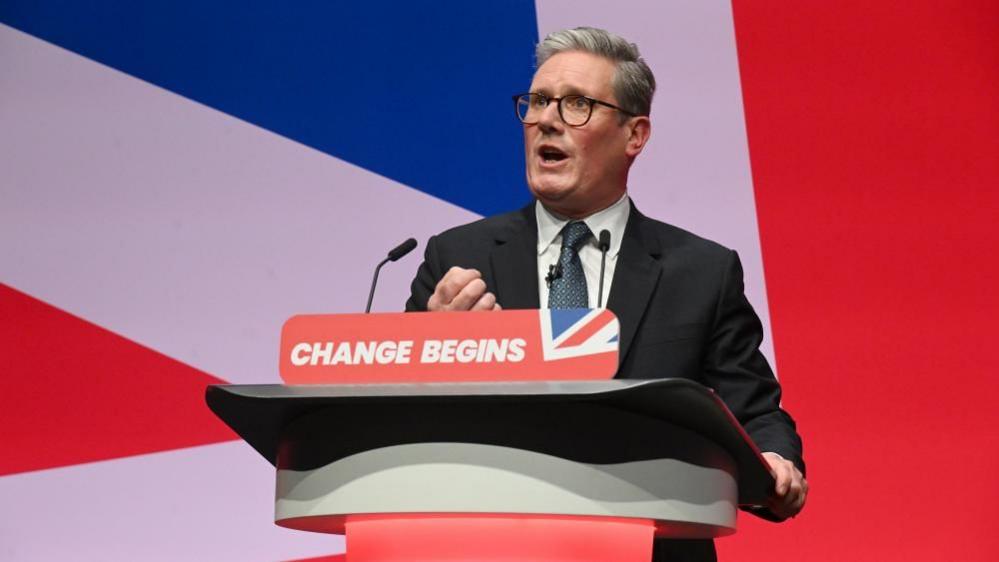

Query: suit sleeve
left=703, top=250, right=805, bottom=475
left=405, top=234, right=443, bottom=312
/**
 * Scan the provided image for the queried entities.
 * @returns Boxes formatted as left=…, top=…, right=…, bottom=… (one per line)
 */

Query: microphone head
left=598, top=229, right=611, bottom=251
left=387, top=238, right=418, bottom=261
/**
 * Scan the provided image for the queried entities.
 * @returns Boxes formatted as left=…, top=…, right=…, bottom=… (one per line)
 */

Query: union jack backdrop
left=2, top=1, right=997, bottom=560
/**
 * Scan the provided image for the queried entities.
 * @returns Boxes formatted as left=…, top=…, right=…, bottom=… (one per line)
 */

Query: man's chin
left=530, top=189, right=587, bottom=218
left=528, top=180, right=574, bottom=203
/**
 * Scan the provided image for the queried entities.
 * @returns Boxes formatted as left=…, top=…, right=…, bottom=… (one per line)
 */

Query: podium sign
left=279, top=308, right=619, bottom=383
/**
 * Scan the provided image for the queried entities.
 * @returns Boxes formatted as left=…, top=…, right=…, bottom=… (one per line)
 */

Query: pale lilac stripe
left=0, top=24, right=479, bottom=385
left=0, top=442, right=343, bottom=561
left=534, top=2, right=778, bottom=369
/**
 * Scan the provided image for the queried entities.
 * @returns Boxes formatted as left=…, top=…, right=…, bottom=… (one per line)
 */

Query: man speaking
left=406, top=27, right=806, bottom=561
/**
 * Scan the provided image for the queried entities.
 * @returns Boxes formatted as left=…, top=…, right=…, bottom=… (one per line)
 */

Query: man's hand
left=427, top=267, right=502, bottom=312
left=762, top=451, right=808, bottom=519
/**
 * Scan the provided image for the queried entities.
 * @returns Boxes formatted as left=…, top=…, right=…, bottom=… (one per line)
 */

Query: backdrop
left=2, top=1, right=997, bottom=560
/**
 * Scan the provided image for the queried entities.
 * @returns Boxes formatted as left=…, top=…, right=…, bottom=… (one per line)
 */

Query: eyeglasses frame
left=512, top=92, right=638, bottom=127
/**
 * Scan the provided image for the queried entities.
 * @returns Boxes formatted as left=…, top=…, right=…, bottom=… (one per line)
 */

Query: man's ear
left=625, top=116, right=651, bottom=158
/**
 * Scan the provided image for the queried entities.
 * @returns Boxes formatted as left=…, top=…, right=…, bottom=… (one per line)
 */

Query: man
left=406, top=27, right=806, bottom=561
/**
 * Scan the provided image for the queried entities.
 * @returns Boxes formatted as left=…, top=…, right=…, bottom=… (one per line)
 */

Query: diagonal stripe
left=0, top=25, right=479, bottom=386
left=0, top=1, right=537, bottom=216
left=0, top=284, right=236, bottom=475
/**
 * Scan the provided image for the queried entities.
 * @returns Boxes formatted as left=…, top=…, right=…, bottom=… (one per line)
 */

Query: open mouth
left=538, top=146, right=568, bottom=164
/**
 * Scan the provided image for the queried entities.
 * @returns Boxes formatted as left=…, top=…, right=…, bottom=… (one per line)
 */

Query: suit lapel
left=607, top=206, right=663, bottom=367
left=491, top=203, right=541, bottom=309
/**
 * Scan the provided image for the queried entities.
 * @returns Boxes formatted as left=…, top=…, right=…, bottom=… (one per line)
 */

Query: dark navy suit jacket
left=406, top=202, right=804, bottom=562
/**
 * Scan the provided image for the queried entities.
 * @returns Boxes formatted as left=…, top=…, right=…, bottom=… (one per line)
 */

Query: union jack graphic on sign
left=539, top=308, right=620, bottom=361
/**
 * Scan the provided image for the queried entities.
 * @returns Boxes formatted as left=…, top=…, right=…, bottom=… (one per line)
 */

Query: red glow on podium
left=343, top=513, right=655, bottom=562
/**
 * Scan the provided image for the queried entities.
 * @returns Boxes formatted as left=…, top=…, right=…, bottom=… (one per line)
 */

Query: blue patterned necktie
left=548, top=221, right=592, bottom=309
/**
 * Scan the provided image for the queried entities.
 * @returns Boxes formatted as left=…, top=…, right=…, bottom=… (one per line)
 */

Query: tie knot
left=560, top=221, right=592, bottom=252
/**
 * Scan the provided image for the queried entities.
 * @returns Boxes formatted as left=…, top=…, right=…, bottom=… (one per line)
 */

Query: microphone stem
left=597, top=247, right=608, bottom=308
left=365, top=257, right=390, bottom=313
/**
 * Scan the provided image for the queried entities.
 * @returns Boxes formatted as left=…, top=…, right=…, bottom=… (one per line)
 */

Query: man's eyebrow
left=531, top=86, right=589, bottom=97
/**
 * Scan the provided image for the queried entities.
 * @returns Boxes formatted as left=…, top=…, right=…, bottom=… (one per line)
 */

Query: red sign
left=279, top=309, right=619, bottom=383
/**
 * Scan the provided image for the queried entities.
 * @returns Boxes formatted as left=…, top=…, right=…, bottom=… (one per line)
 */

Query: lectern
left=206, top=379, right=774, bottom=561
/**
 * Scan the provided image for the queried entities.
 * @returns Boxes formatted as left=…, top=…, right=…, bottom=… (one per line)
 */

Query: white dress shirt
left=535, top=195, right=630, bottom=309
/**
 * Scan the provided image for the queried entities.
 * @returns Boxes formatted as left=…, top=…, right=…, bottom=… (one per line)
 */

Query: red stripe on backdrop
left=729, top=2, right=999, bottom=560
left=0, top=284, right=237, bottom=475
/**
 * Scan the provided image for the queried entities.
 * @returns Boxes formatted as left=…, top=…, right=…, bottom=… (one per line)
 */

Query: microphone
left=597, top=230, right=611, bottom=308
left=366, top=238, right=418, bottom=313
left=387, top=238, right=417, bottom=262
left=545, top=263, right=563, bottom=287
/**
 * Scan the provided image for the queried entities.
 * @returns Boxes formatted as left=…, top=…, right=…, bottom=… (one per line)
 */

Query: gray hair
left=535, top=27, right=656, bottom=117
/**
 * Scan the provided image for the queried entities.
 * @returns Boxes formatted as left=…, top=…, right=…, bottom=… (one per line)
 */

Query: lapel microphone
left=545, top=263, right=563, bottom=287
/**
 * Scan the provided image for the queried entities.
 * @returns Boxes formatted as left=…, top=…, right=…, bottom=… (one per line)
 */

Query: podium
left=206, top=379, right=774, bottom=561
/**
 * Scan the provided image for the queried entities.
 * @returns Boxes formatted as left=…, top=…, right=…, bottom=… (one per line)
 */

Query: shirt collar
left=535, top=194, right=630, bottom=258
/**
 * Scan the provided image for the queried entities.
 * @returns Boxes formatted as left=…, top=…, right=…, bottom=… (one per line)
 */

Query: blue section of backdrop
left=0, top=1, right=538, bottom=216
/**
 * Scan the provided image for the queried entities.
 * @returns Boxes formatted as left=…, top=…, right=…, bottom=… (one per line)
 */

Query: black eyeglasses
left=513, top=93, right=636, bottom=126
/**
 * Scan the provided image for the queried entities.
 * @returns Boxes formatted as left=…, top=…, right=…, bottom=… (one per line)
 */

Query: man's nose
left=536, top=101, right=563, bottom=133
